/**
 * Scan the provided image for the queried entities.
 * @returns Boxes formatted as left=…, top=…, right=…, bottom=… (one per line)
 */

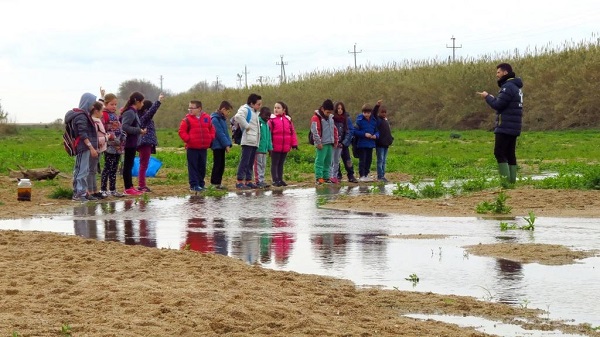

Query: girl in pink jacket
left=268, top=101, right=298, bottom=187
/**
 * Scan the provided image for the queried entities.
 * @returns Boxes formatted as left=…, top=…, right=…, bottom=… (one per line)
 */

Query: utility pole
left=159, top=75, right=163, bottom=92
left=348, top=43, right=362, bottom=70
left=215, top=76, right=220, bottom=91
left=276, top=55, right=288, bottom=84
left=243, top=65, right=250, bottom=89
left=446, top=35, right=462, bottom=62
left=236, top=73, right=243, bottom=88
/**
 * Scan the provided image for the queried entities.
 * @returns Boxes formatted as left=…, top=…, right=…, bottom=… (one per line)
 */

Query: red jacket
left=269, top=114, right=298, bottom=153
left=178, top=112, right=215, bottom=150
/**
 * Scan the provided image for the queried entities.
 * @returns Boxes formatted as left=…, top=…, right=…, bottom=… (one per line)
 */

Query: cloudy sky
left=0, top=0, right=598, bottom=123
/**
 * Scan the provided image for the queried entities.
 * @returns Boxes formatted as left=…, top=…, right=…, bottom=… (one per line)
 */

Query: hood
left=211, top=111, right=225, bottom=120
left=508, top=77, right=523, bottom=88
left=78, top=92, right=97, bottom=113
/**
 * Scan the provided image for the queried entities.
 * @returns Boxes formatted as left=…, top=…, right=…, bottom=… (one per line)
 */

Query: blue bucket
left=132, top=156, right=162, bottom=177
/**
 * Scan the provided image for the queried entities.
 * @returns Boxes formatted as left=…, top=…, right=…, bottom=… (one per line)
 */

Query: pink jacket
left=269, top=113, right=298, bottom=153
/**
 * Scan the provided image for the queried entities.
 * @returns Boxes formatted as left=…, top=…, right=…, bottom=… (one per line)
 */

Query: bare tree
left=0, top=99, right=8, bottom=123
left=118, top=79, right=164, bottom=102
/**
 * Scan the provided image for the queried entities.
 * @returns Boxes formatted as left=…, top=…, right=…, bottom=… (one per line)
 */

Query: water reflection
left=495, top=258, right=524, bottom=304
left=311, top=233, right=349, bottom=267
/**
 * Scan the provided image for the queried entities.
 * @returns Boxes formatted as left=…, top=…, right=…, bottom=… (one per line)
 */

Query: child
left=178, top=100, right=215, bottom=192
left=311, top=99, right=338, bottom=185
left=254, top=107, right=273, bottom=188
left=234, top=93, right=262, bottom=190
left=373, top=99, right=393, bottom=182
left=100, top=93, right=125, bottom=197
left=210, top=100, right=234, bottom=189
left=137, top=93, right=164, bottom=192
left=330, top=101, right=357, bottom=183
left=269, top=101, right=298, bottom=187
left=121, top=91, right=147, bottom=196
left=86, top=101, right=107, bottom=200
left=354, top=103, right=379, bottom=182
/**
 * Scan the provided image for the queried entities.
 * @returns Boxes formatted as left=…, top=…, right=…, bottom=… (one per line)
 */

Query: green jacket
left=257, top=118, right=273, bottom=153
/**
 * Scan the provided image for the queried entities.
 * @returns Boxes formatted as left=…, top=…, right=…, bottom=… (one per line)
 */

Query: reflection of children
left=100, top=93, right=125, bottom=197
left=373, top=99, right=394, bottom=182
left=311, top=99, right=338, bottom=185
left=137, top=93, right=164, bottom=192
left=210, top=101, right=233, bottom=189
left=254, top=107, right=273, bottom=188
left=269, top=101, right=298, bottom=187
left=178, top=100, right=216, bottom=192
left=87, top=102, right=107, bottom=200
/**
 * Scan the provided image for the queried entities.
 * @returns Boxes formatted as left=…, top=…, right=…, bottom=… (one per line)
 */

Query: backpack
left=232, top=107, right=252, bottom=145
left=63, top=109, right=84, bottom=156
left=308, top=115, right=322, bottom=145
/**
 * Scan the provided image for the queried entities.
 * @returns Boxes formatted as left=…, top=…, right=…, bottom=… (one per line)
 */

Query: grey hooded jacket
left=64, top=93, right=98, bottom=154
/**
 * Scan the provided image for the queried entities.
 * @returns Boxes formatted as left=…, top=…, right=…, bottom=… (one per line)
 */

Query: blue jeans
left=376, top=147, right=388, bottom=179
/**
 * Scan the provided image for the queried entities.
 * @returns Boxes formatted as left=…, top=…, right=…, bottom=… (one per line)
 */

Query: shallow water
left=1, top=185, right=599, bottom=327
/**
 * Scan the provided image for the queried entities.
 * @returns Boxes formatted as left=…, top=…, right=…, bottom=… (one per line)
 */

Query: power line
left=446, top=35, right=462, bottom=62
left=159, top=75, right=163, bottom=92
left=276, top=55, right=288, bottom=84
left=348, top=43, right=362, bottom=70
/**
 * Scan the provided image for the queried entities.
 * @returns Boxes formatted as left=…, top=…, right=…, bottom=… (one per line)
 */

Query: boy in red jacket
left=178, top=100, right=216, bottom=192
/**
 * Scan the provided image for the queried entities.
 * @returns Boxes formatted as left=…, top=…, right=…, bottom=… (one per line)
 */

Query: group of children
left=311, top=98, right=393, bottom=185
left=68, top=91, right=393, bottom=200
left=68, top=89, right=164, bottom=201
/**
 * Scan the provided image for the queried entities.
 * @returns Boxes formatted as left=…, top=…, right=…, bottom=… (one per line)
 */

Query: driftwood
left=9, top=165, right=61, bottom=181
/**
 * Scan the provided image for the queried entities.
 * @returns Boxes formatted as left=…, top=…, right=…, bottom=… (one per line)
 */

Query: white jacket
left=234, top=104, right=260, bottom=147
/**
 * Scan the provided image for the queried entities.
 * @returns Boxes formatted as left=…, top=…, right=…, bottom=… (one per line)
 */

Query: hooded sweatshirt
left=64, top=93, right=98, bottom=154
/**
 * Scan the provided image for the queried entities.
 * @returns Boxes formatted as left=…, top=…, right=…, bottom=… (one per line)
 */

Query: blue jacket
left=486, top=77, right=523, bottom=136
left=138, top=101, right=162, bottom=148
left=210, top=111, right=233, bottom=150
left=354, top=113, right=379, bottom=149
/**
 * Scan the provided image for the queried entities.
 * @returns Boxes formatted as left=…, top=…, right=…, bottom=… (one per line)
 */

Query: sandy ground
left=1, top=176, right=600, bottom=336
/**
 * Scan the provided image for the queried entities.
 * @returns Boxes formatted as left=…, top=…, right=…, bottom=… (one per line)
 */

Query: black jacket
left=485, top=75, right=523, bottom=136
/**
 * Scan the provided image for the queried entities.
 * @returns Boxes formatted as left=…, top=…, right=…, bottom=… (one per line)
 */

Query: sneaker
left=358, top=176, right=369, bottom=182
left=85, top=194, right=98, bottom=201
left=236, top=183, right=250, bottom=190
left=348, top=177, right=359, bottom=183
left=329, top=177, right=339, bottom=184
left=124, top=188, right=143, bottom=196
left=324, top=179, right=334, bottom=184
left=212, top=184, right=227, bottom=190
left=137, top=186, right=152, bottom=193
left=272, top=181, right=282, bottom=187
left=190, top=186, right=204, bottom=192
left=280, top=180, right=288, bottom=186
left=72, top=194, right=87, bottom=202
left=100, top=190, right=110, bottom=198
left=245, top=182, right=258, bottom=189
left=256, top=182, right=270, bottom=189
left=92, top=192, right=106, bottom=199
left=110, top=191, right=124, bottom=197
left=316, top=178, right=325, bottom=185
left=378, top=177, right=389, bottom=183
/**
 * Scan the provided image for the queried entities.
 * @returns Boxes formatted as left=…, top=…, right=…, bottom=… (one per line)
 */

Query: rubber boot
left=498, top=163, right=510, bottom=189
left=509, top=165, right=517, bottom=184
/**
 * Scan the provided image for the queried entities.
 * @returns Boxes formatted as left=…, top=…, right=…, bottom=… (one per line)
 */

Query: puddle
left=405, top=314, right=588, bottom=337
left=1, top=186, right=599, bottom=326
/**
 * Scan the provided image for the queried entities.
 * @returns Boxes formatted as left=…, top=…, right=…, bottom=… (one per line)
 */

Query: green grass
left=4, top=126, right=600, bottom=196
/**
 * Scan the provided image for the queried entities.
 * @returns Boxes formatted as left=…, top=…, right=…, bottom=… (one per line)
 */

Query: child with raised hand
left=254, top=106, right=273, bottom=188
left=354, top=103, right=379, bottom=182
left=100, top=93, right=125, bottom=197
left=137, top=93, right=164, bottom=192
left=210, top=100, right=234, bottom=189
left=268, top=101, right=298, bottom=187
left=372, top=99, right=393, bottom=182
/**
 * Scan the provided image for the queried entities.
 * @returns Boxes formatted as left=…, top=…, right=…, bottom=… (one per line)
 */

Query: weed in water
left=420, top=178, right=447, bottom=198
left=405, top=273, right=419, bottom=286
left=368, top=184, right=380, bottom=193
left=521, top=211, right=536, bottom=231
left=48, top=186, right=73, bottom=199
left=519, top=299, right=530, bottom=308
left=391, top=183, right=419, bottom=199
left=476, top=285, right=495, bottom=302
left=316, top=196, right=327, bottom=207
left=499, top=222, right=518, bottom=231
left=202, top=185, right=228, bottom=198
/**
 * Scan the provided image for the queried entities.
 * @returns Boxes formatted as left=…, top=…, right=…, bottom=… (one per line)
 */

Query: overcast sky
left=1, top=0, right=598, bottom=123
